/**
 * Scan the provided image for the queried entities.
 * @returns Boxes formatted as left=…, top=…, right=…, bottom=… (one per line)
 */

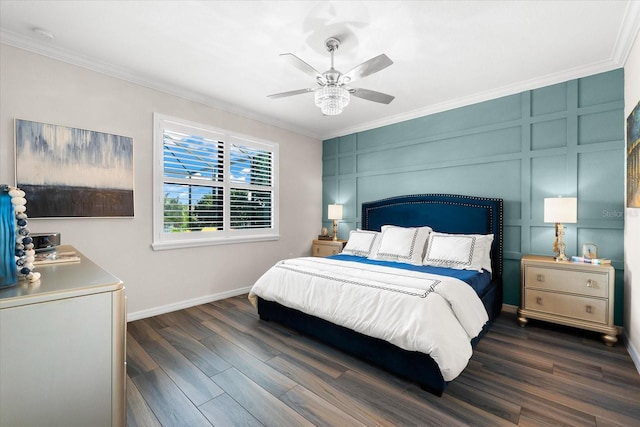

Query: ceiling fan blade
left=350, top=88, right=395, bottom=104
left=343, top=54, right=393, bottom=83
left=267, top=88, right=315, bottom=99
left=280, top=53, right=324, bottom=81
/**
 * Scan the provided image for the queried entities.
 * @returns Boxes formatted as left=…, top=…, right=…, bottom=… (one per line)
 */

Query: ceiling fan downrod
left=324, top=37, right=340, bottom=84
left=326, top=37, right=340, bottom=68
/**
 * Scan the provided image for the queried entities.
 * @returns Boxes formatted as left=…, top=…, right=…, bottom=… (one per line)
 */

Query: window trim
left=152, top=113, right=279, bottom=250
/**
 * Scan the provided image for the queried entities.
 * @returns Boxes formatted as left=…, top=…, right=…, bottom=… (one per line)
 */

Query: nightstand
left=517, top=255, right=617, bottom=346
left=312, top=239, right=347, bottom=257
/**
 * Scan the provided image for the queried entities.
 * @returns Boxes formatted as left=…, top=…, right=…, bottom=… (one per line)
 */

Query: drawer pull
left=536, top=274, right=544, bottom=282
left=536, top=296, right=543, bottom=305
left=586, top=279, right=594, bottom=288
left=586, top=305, right=592, bottom=314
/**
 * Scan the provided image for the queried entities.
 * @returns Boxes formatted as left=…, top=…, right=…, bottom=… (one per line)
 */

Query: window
left=152, top=113, right=278, bottom=250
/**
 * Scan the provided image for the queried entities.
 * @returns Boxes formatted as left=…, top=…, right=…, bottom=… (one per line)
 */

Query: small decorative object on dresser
left=0, top=188, right=17, bottom=287
left=582, top=242, right=597, bottom=259
left=312, top=239, right=347, bottom=257
left=517, top=255, right=617, bottom=346
left=1, top=184, right=40, bottom=287
left=317, top=226, right=332, bottom=240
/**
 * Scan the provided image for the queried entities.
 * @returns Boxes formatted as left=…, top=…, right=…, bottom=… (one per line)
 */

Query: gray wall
left=0, top=45, right=323, bottom=319
left=323, top=69, right=625, bottom=324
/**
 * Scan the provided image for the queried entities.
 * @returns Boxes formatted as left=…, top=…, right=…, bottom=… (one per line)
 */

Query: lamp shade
left=544, top=197, right=577, bottom=223
left=327, top=204, right=343, bottom=220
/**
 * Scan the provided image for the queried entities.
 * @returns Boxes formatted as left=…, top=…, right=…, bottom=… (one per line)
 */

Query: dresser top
left=522, top=254, right=614, bottom=271
left=0, top=245, right=123, bottom=309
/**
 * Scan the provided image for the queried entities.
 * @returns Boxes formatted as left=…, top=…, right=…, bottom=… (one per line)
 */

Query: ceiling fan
left=268, top=37, right=395, bottom=115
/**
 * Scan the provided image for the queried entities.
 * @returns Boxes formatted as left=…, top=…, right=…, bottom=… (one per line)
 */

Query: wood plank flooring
left=126, top=295, right=640, bottom=426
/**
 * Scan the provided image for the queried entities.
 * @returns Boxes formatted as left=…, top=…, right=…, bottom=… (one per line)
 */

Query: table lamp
left=544, top=197, right=577, bottom=261
left=327, top=204, right=343, bottom=241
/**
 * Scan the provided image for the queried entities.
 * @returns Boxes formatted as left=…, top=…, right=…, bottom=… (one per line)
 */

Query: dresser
left=312, top=239, right=347, bottom=257
left=0, top=246, right=126, bottom=427
left=517, top=255, right=617, bottom=346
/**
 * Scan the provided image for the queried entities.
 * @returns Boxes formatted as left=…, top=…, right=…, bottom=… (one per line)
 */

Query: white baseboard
left=501, top=303, right=518, bottom=314
left=127, top=286, right=252, bottom=322
left=626, top=331, right=640, bottom=375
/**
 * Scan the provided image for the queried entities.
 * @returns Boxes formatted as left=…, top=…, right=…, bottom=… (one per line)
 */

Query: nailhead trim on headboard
left=362, top=194, right=504, bottom=277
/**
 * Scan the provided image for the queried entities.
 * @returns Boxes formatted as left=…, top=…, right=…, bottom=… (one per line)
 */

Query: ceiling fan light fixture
left=315, top=85, right=350, bottom=115
left=269, top=36, right=393, bottom=113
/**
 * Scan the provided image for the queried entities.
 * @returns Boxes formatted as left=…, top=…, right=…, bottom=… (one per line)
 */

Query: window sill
left=151, top=234, right=280, bottom=251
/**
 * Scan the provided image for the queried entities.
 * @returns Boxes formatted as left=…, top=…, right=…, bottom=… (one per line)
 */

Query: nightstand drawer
left=524, top=289, right=607, bottom=324
left=312, top=240, right=346, bottom=257
left=314, top=244, right=341, bottom=257
left=524, top=265, right=608, bottom=298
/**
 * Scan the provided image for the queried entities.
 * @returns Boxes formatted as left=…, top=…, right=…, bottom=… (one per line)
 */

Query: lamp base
left=553, top=222, right=568, bottom=262
left=332, top=219, right=338, bottom=241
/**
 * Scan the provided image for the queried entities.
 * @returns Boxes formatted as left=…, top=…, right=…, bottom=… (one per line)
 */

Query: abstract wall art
left=628, top=101, right=640, bottom=208
left=15, top=119, right=134, bottom=217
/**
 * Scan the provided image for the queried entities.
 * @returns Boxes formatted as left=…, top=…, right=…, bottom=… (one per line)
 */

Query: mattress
left=249, top=256, right=489, bottom=381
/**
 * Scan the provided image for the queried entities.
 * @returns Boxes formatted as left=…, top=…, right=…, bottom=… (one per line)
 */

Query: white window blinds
left=229, top=142, right=273, bottom=230
left=152, top=114, right=279, bottom=249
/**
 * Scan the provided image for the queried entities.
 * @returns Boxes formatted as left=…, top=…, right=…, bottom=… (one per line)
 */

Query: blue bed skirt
left=257, top=277, right=500, bottom=396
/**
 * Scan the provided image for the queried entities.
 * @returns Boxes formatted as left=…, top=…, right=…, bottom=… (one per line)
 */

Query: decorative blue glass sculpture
left=0, top=188, right=17, bottom=288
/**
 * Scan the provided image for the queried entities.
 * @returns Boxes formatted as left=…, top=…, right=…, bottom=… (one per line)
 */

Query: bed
left=249, top=194, right=503, bottom=395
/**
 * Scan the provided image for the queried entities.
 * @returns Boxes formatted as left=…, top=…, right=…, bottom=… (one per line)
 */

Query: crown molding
left=612, top=0, right=640, bottom=65
left=321, top=58, right=624, bottom=140
left=0, top=29, right=321, bottom=141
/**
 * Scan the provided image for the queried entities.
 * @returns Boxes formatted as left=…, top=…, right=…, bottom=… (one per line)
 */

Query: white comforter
left=248, top=257, right=488, bottom=381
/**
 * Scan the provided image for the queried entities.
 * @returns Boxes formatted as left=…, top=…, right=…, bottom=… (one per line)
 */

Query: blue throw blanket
left=329, top=254, right=492, bottom=295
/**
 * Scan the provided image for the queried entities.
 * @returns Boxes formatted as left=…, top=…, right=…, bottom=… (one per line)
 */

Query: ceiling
left=1, top=1, right=639, bottom=140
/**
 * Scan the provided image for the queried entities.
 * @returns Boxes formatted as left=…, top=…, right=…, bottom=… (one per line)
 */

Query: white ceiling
left=1, top=1, right=639, bottom=140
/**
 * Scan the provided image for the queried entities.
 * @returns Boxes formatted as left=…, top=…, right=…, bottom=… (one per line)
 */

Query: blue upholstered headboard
left=362, top=194, right=504, bottom=278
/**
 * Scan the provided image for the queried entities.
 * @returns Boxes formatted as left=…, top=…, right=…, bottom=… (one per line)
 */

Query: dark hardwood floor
left=126, top=295, right=640, bottom=426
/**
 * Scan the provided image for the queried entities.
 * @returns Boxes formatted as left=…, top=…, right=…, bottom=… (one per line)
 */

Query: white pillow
left=342, top=230, right=381, bottom=257
left=479, top=234, right=494, bottom=273
left=423, top=232, right=493, bottom=272
left=368, top=225, right=432, bottom=265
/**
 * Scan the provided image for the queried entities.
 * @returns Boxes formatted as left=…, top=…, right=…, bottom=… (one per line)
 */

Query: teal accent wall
left=323, top=69, right=625, bottom=325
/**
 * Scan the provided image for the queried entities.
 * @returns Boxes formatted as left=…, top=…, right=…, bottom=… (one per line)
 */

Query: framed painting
left=15, top=119, right=134, bottom=218
left=628, top=101, right=640, bottom=208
